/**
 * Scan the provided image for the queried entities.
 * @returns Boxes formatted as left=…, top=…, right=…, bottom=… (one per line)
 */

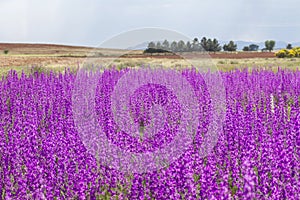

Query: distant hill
left=127, top=42, right=149, bottom=50
left=293, top=42, right=300, bottom=47
left=0, top=43, right=133, bottom=55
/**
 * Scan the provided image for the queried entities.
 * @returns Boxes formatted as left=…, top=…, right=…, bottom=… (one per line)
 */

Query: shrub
left=275, top=49, right=288, bottom=58
left=30, top=65, right=48, bottom=74
left=275, top=47, right=300, bottom=58
left=243, top=46, right=249, bottom=51
left=230, top=61, right=239, bottom=64
left=288, top=49, right=296, bottom=58
left=3, top=49, right=9, bottom=54
left=293, top=47, right=300, bottom=56
left=143, top=48, right=171, bottom=54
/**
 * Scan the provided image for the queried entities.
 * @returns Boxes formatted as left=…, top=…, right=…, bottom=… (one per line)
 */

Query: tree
left=223, top=41, right=237, bottom=52
left=249, top=44, right=259, bottom=51
left=162, top=40, right=170, bottom=50
left=200, top=37, right=207, bottom=51
left=228, top=41, right=237, bottom=51
left=212, top=38, right=221, bottom=52
left=192, top=38, right=200, bottom=51
left=170, top=41, right=178, bottom=52
left=177, top=40, right=186, bottom=52
left=186, top=41, right=192, bottom=52
left=198, top=37, right=221, bottom=52
left=156, top=41, right=162, bottom=50
left=265, top=40, right=276, bottom=52
left=148, top=41, right=156, bottom=49
left=243, top=46, right=250, bottom=51
left=286, top=43, right=292, bottom=49
left=207, top=39, right=213, bottom=51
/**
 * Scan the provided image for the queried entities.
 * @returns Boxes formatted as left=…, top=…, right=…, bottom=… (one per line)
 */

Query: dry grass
left=1, top=44, right=299, bottom=77
left=1, top=57, right=299, bottom=78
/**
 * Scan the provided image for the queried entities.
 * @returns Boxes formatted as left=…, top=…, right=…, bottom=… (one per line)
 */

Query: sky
left=0, top=0, right=299, bottom=47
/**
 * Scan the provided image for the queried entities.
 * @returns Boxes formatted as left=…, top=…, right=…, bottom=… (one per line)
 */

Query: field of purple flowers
left=0, top=68, right=299, bottom=199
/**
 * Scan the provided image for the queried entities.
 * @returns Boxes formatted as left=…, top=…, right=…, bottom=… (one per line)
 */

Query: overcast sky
left=0, top=0, right=299, bottom=47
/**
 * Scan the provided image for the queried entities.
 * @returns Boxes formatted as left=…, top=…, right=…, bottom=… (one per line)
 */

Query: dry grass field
left=0, top=43, right=299, bottom=76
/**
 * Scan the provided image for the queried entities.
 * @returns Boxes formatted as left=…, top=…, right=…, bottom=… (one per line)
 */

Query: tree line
left=147, top=37, right=226, bottom=53
left=145, top=38, right=277, bottom=53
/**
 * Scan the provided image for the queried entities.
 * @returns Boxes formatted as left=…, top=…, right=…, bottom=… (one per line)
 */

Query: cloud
left=0, top=0, right=299, bottom=45
left=0, top=0, right=28, bottom=41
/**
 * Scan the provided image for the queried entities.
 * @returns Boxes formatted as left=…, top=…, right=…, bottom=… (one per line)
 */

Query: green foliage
left=223, top=41, right=237, bottom=52
left=211, top=38, right=222, bottom=52
left=143, top=48, right=171, bottom=54
left=4, top=49, right=9, bottom=54
left=186, top=41, right=192, bottom=52
left=162, top=39, right=169, bottom=50
left=265, top=40, right=276, bottom=52
left=286, top=43, right=292, bottom=49
left=148, top=41, right=156, bottom=49
left=193, top=37, right=200, bottom=51
left=243, top=44, right=259, bottom=51
left=243, top=46, right=250, bottom=51
left=146, top=37, right=221, bottom=53
left=249, top=44, right=259, bottom=51
left=193, top=174, right=200, bottom=183
left=228, top=171, right=238, bottom=196
left=30, top=66, right=48, bottom=75
left=170, top=41, right=177, bottom=52
left=2, top=188, right=6, bottom=200
left=177, top=40, right=186, bottom=52
left=201, top=37, right=221, bottom=52
left=156, top=41, right=162, bottom=49
left=199, top=37, right=206, bottom=51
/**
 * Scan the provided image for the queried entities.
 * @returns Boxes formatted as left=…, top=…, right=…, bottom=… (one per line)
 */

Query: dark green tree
left=265, top=40, right=276, bottom=52
left=243, top=46, right=250, bottom=51
left=207, top=39, right=213, bottom=51
left=186, top=41, right=192, bottom=52
left=200, top=37, right=207, bottom=51
left=148, top=41, right=156, bottom=49
left=170, top=41, right=178, bottom=52
left=192, top=38, right=200, bottom=51
left=212, top=38, right=221, bottom=52
left=249, top=44, right=259, bottom=51
left=286, top=43, right=292, bottom=49
left=156, top=41, right=162, bottom=50
left=223, top=41, right=237, bottom=52
left=177, top=40, right=186, bottom=52
left=162, top=40, right=170, bottom=50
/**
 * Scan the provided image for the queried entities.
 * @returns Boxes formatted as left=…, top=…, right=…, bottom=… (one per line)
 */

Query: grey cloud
left=0, top=0, right=299, bottom=46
